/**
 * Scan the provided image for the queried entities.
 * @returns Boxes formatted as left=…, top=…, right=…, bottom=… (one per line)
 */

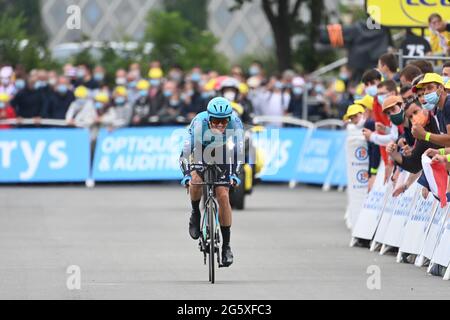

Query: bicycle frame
left=191, top=163, right=230, bottom=283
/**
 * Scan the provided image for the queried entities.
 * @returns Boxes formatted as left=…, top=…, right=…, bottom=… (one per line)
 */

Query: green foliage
left=164, top=0, right=208, bottom=31
left=0, top=0, right=47, bottom=45
left=143, top=10, right=229, bottom=73
left=0, top=13, right=57, bottom=71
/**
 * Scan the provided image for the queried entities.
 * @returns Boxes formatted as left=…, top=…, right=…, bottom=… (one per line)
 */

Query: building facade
left=41, top=0, right=346, bottom=61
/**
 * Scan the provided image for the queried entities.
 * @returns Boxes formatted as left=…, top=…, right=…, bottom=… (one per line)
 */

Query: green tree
left=143, top=10, right=228, bottom=72
left=0, top=13, right=56, bottom=71
left=0, top=0, right=47, bottom=45
left=232, top=0, right=326, bottom=72
left=164, top=0, right=208, bottom=31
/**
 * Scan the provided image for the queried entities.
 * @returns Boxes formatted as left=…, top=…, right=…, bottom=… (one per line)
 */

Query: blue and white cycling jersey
left=180, top=111, right=245, bottom=174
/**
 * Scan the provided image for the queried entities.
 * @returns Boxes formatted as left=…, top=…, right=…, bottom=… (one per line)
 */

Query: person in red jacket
left=0, top=93, right=16, bottom=129
left=373, top=80, right=398, bottom=182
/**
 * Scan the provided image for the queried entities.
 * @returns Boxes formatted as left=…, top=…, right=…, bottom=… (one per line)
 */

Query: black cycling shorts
left=192, top=164, right=231, bottom=188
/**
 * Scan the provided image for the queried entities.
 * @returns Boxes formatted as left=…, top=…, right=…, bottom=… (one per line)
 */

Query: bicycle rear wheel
left=208, top=201, right=215, bottom=284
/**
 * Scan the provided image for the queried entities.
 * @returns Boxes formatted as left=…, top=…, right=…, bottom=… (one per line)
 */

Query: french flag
left=422, top=154, right=448, bottom=208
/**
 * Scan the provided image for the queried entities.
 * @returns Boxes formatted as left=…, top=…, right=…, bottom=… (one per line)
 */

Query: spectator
left=75, top=65, right=98, bottom=89
left=111, top=86, right=132, bottom=128
left=288, top=77, right=305, bottom=119
left=131, top=80, right=152, bottom=126
left=168, top=65, right=184, bottom=84
left=259, top=77, right=290, bottom=127
left=0, top=66, right=15, bottom=96
left=237, top=82, right=254, bottom=124
left=362, top=69, right=383, bottom=97
left=181, top=80, right=204, bottom=122
left=343, top=104, right=365, bottom=127
left=441, top=62, right=450, bottom=84
left=115, top=69, right=128, bottom=87
left=92, top=66, right=106, bottom=88
left=48, top=70, right=58, bottom=89
left=409, top=60, right=434, bottom=74
left=411, top=73, right=450, bottom=145
left=428, top=13, right=450, bottom=56
left=65, top=86, right=94, bottom=128
left=378, top=53, right=399, bottom=82
left=47, top=76, right=75, bottom=120
left=11, top=73, right=45, bottom=126
left=0, top=93, right=16, bottom=129
left=399, top=65, right=422, bottom=86
left=387, top=100, right=442, bottom=174
left=158, top=80, right=183, bottom=124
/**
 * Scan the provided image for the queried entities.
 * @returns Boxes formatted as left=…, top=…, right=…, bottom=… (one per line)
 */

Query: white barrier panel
left=372, top=172, right=409, bottom=247
left=381, top=183, right=420, bottom=249
left=351, top=162, right=389, bottom=241
left=399, top=192, right=438, bottom=256
left=420, top=205, right=449, bottom=261
left=431, top=211, right=450, bottom=270
left=345, top=129, right=369, bottom=229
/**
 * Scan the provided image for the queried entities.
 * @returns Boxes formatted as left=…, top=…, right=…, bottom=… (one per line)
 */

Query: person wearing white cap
left=0, top=66, right=15, bottom=96
left=287, top=77, right=305, bottom=118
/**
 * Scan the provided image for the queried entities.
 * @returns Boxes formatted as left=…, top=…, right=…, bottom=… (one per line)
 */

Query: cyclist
left=180, top=97, right=244, bottom=267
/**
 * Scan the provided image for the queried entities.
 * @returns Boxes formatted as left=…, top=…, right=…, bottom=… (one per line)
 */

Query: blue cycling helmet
left=207, top=97, right=233, bottom=121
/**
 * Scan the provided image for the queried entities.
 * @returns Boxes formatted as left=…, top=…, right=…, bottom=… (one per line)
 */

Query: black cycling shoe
left=221, top=245, right=234, bottom=267
left=189, top=211, right=201, bottom=240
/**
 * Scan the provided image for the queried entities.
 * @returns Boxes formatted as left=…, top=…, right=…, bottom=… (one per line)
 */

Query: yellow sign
left=366, top=0, right=450, bottom=27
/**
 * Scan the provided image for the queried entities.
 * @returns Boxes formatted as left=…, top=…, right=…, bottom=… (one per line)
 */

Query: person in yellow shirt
left=428, top=13, right=449, bottom=55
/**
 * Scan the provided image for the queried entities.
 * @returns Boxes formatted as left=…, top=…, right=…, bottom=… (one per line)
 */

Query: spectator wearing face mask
left=411, top=73, right=450, bottom=145
left=11, top=73, right=46, bottom=127
left=0, top=93, right=16, bottom=129
left=343, top=104, right=366, bottom=128
left=0, top=66, right=15, bottom=96
left=181, top=80, right=203, bottom=122
left=131, top=80, right=152, bottom=127
left=65, top=86, right=94, bottom=128
left=259, top=77, right=290, bottom=127
left=363, top=96, right=402, bottom=147
left=219, top=77, right=244, bottom=117
left=158, top=80, right=184, bottom=125
left=115, top=69, right=128, bottom=87
left=111, top=86, right=132, bottom=128
left=387, top=100, right=443, bottom=174
left=75, top=65, right=98, bottom=90
left=46, top=76, right=75, bottom=120
left=93, top=66, right=106, bottom=88
left=288, top=77, right=305, bottom=119
left=148, top=67, right=165, bottom=114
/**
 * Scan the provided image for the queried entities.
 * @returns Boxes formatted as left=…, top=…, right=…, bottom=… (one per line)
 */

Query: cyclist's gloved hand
left=230, top=174, right=241, bottom=187
left=181, top=175, right=192, bottom=187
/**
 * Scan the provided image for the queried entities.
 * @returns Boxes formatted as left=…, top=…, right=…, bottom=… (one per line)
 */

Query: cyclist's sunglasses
left=210, top=117, right=229, bottom=125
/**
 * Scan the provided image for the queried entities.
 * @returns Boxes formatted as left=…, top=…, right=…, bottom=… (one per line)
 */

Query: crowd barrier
left=349, top=167, right=450, bottom=281
left=0, top=119, right=348, bottom=186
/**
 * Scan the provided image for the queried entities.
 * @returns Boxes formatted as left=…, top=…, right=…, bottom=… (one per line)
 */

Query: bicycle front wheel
left=208, top=201, right=215, bottom=284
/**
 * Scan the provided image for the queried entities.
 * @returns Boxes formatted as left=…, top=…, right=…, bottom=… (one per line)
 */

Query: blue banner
left=0, top=129, right=90, bottom=183
left=253, top=127, right=347, bottom=185
left=253, top=128, right=307, bottom=182
left=294, top=129, right=347, bottom=185
left=92, top=127, right=185, bottom=181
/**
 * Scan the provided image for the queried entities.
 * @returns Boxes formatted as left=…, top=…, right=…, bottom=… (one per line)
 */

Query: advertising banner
left=0, top=129, right=90, bottom=183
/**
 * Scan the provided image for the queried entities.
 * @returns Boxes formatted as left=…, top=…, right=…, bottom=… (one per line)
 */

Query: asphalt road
left=0, top=184, right=448, bottom=300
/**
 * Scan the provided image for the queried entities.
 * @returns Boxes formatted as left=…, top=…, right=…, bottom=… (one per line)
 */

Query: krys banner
left=0, top=129, right=90, bottom=183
